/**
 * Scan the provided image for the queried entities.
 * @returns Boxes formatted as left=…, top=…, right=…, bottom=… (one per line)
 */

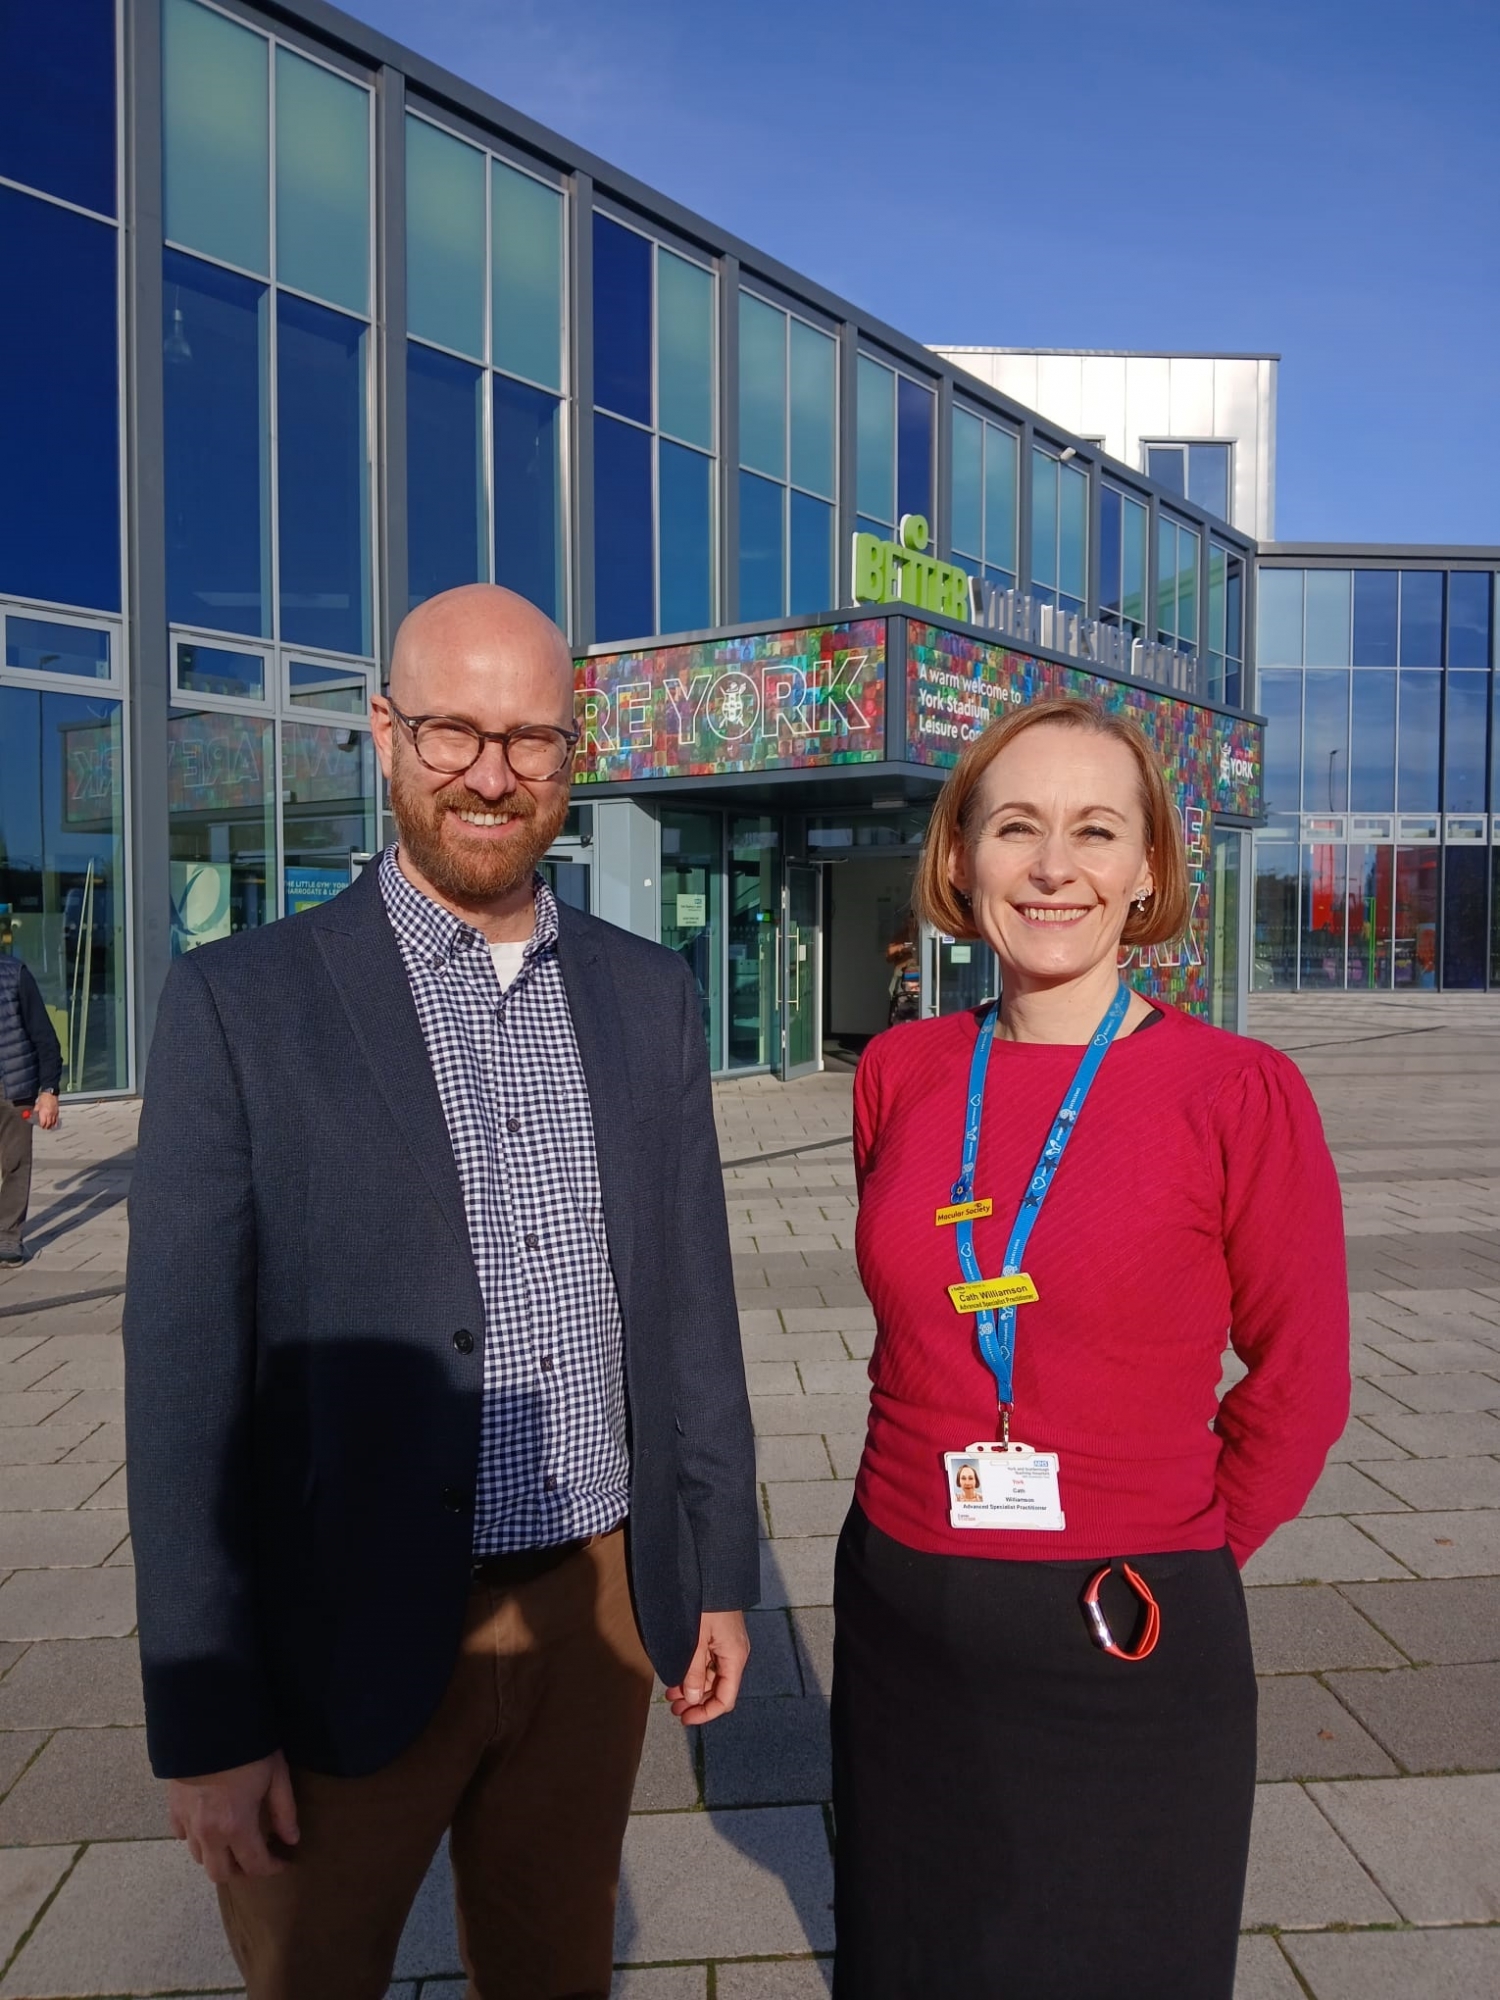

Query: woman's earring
left=1133, top=890, right=1151, bottom=908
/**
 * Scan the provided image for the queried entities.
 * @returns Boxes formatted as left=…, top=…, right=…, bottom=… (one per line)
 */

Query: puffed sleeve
left=1212, top=1049, right=1351, bottom=1564
left=852, top=1035, right=886, bottom=1195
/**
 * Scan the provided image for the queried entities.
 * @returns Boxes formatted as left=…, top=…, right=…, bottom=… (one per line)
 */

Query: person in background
left=833, top=698, right=1349, bottom=2000
left=0, top=956, right=63, bottom=1266
left=885, top=937, right=921, bottom=1026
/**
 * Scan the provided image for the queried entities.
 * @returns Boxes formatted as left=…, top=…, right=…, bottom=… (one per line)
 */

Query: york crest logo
left=1219, top=743, right=1255, bottom=786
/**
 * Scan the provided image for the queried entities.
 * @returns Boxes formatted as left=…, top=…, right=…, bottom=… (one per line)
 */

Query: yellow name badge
left=948, top=1274, right=1040, bottom=1313
left=934, top=1198, right=994, bottom=1226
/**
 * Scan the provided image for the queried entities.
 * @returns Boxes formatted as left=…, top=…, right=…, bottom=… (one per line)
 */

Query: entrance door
left=922, top=927, right=997, bottom=1017
left=781, top=864, right=821, bottom=1078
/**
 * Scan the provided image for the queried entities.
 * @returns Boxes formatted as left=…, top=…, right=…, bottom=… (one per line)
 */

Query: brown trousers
left=0, top=1100, right=33, bottom=1252
left=218, top=1527, right=654, bottom=2000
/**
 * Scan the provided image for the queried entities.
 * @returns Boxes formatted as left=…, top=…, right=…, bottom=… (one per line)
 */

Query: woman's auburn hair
left=913, top=697, right=1191, bottom=950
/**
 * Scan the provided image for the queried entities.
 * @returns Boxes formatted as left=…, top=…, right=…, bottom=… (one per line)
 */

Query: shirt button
left=543, top=1474, right=558, bottom=1492
left=540, top=1355, right=555, bottom=1372
left=524, top=1231, right=540, bottom=1250
left=441, top=1487, right=470, bottom=1514
left=453, top=1329, right=474, bottom=1355
left=506, top=1114, right=522, bottom=1134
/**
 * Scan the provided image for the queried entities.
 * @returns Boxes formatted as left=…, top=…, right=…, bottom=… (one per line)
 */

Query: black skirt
left=831, top=1503, right=1257, bottom=2000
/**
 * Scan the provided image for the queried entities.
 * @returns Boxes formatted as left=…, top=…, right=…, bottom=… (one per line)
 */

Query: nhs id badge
left=945, top=1442, right=1066, bottom=1532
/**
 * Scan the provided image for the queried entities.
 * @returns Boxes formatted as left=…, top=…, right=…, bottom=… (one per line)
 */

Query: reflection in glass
left=1393, top=847, right=1439, bottom=988
left=1448, top=571, right=1492, bottom=671
left=277, top=294, right=369, bottom=657
left=1258, top=671, right=1302, bottom=816
left=739, top=294, right=786, bottom=481
left=659, top=810, right=721, bottom=1059
left=288, top=660, right=369, bottom=714
left=658, top=442, right=713, bottom=635
left=1304, top=570, right=1351, bottom=668
left=856, top=357, right=894, bottom=525
left=1397, top=672, right=1440, bottom=812
left=789, top=493, right=833, bottom=617
left=1257, top=569, right=1303, bottom=666
left=493, top=375, right=563, bottom=624
left=491, top=161, right=563, bottom=392
left=985, top=425, right=1018, bottom=581
left=1302, top=672, right=1349, bottom=813
left=896, top=376, right=933, bottom=526
left=1352, top=570, right=1398, bottom=667
left=1399, top=572, right=1443, bottom=665
left=405, top=117, right=484, bottom=360
left=1442, top=846, right=1488, bottom=990
left=176, top=642, right=265, bottom=701
left=275, top=48, right=369, bottom=316
left=1300, top=845, right=1346, bottom=987
left=1099, top=486, right=1122, bottom=616
left=1252, top=840, right=1298, bottom=990
left=1146, top=445, right=1185, bottom=497
left=407, top=342, right=485, bottom=609
left=1349, top=671, right=1396, bottom=810
left=657, top=250, right=714, bottom=451
left=2, top=188, right=120, bottom=613
left=163, top=0, right=268, bottom=274
left=167, top=706, right=275, bottom=948
left=1346, top=844, right=1394, bottom=989
left=0, top=688, right=127, bottom=1090
left=952, top=410, right=983, bottom=559
left=1031, top=450, right=1058, bottom=594
left=1187, top=443, right=1230, bottom=522
left=1444, top=673, right=1489, bottom=813
left=1057, top=461, right=1087, bottom=613
left=727, top=817, right=779, bottom=1070
left=163, top=250, right=268, bottom=637
left=6, top=620, right=110, bottom=682
left=0, top=0, right=115, bottom=216
left=592, top=216, right=651, bottom=426
left=282, top=721, right=377, bottom=913
left=789, top=321, right=836, bottom=500
left=739, top=473, right=784, bottom=623
left=593, top=415, right=652, bottom=642
left=1121, top=495, right=1148, bottom=634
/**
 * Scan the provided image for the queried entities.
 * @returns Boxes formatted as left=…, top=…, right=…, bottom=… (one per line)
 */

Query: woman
left=833, top=699, right=1349, bottom=1999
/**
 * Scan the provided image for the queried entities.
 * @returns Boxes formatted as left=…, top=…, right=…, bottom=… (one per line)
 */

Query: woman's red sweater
left=852, top=1002, right=1350, bottom=1566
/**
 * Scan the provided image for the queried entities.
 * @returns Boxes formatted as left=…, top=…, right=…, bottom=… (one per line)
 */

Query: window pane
left=406, top=341, right=485, bottom=610
left=593, top=414, right=652, bottom=642
left=405, top=117, right=484, bottom=359
left=1444, top=672, right=1489, bottom=812
left=789, top=491, right=833, bottom=617
left=277, top=294, right=369, bottom=656
left=1257, top=568, right=1303, bottom=666
left=176, top=641, right=264, bottom=700
left=1259, top=669, right=1302, bottom=816
left=659, top=809, right=721, bottom=1057
left=1057, top=463, right=1087, bottom=611
left=1347, top=844, right=1394, bottom=989
left=1441, top=845, right=1488, bottom=990
left=1156, top=521, right=1177, bottom=640
left=738, top=471, right=784, bottom=622
left=1098, top=486, right=1122, bottom=615
left=896, top=376, right=933, bottom=526
left=789, top=320, right=835, bottom=499
left=1399, top=571, right=1443, bottom=665
left=1174, top=522, right=1198, bottom=649
left=952, top=410, right=982, bottom=560
left=1031, top=450, right=1058, bottom=590
left=1252, top=839, right=1299, bottom=990
left=288, top=659, right=369, bottom=714
left=5, top=618, right=110, bottom=682
left=592, top=215, right=651, bottom=426
left=727, top=816, right=779, bottom=1070
left=0, top=687, right=128, bottom=1088
left=1352, top=570, right=1398, bottom=667
left=657, top=252, right=714, bottom=451
left=738, top=294, right=786, bottom=480
left=282, top=721, right=377, bottom=908
left=163, top=250, right=268, bottom=637
left=168, top=706, right=276, bottom=941
left=275, top=49, right=368, bottom=316
left=1394, top=846, right=1439, bottom=987
left=1300, top=844, right=1347, bottom=988
left=162, top=0, right=268, bottom=274
left=1187, top=443, right=1230, bottom=521
left=491, top=161, right=563, bottom=392
left=493, top=376, right=564, bottom=625
left=1302, top=672, right=1349, bottom=812
left=1207, top=542, right=1226, bottom=652
left=984, top=426, right=1018, bottom=577
left=856, top=357, right=894, bottom=524
left=1147, top=445, right=1185, bottom=498
left=659, top=441, right=712, bottom=635
left=1349, top=671, right=1396, bottom=810
left=1304, top=570, right=1351, bottom=667
left=0, top=188, right=120, bottom=613
left=1122, top=495, right=1148, bottom=632
left=1397, top=671, right=1440, bottom=812
left=1448, top=571, right=1492, bottom=671
left=0, top=0, right=115, bottom=215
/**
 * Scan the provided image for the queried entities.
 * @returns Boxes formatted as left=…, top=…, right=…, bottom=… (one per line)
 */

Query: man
left=0, top=955, right=62, bottom=1265
left=124, top=585, right=759, bottom=1999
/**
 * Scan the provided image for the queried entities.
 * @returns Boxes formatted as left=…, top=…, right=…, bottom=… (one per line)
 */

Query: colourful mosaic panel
left=574, top=620, right=887, bottom=784
left=905, top=624, right=1265, bottom=1014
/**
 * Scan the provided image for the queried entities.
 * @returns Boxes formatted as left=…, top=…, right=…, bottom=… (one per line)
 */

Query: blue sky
left=355, top=0, right=1498, bottom=545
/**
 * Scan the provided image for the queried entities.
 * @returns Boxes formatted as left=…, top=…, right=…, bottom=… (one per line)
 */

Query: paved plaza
left=0, top=993, right=1497, bottom=1995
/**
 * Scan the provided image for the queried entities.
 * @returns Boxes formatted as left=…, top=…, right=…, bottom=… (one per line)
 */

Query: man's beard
left=391, top=755, right=571, bottom=904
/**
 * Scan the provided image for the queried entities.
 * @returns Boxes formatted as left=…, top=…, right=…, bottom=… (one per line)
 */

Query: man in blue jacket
left=0, top=956, right=62, bottom=1265
left=124, top=585, right=759, bottom=2000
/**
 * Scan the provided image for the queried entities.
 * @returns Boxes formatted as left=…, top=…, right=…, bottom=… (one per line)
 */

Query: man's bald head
left=387, top=584, right=573, bottom=720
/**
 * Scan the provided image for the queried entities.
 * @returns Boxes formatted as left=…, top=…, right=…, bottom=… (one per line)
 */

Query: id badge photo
left=945, top=1441, right=1066, bottom=1532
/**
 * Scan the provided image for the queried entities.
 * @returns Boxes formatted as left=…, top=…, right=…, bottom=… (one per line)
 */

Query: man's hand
left=167, top=1750, right=300, bottom=1883
left=665, top=1610, right=750, bottom=1725
left=33, top=1093, right=59, bottom=1132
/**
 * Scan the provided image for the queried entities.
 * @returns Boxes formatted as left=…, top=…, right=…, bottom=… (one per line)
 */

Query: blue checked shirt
left=380, top=848, right=629, bottom=1552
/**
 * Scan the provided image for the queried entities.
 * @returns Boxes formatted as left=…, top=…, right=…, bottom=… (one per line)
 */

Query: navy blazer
left=123, top=864, right=759, bottom=1780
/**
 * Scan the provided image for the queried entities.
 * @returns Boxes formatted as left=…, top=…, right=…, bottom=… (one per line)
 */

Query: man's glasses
left=385, top=701, right=579, bottom=781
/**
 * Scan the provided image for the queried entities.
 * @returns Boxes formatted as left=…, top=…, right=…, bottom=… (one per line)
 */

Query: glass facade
left=1030, top=446, right=1087, bottom=613
left=1252, top=565, right=1499, bottom=991
left=856, top=356, right=934, bottom=541
left=1099, top=485, right=1148, bottom=640
left=1146, top=442, right=1231, bottom=523
left=738, top=294, right=836, bottom=620
left=951, top=409, right=1018, bottom=592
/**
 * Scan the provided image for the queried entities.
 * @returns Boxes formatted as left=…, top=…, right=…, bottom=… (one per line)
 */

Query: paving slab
left=631, top=1703, right=700, bottom=1812
left=750, top=1397, right=870, bottom=1439
left=755, top=1437, right=835, bottom=1483
left=1254, top=1674, right=1397, bottom=1780
left=615, top=1808, right=834, bottom=1963
left=763, top=1482, right=853, bottom=1539
left=0, top=1848, right=78, bottom=1973
left=0, top=1397, right=77, bottom=1431
left=758, top=1539, right=836, bottom=1610
left=0, top=1427, right=102, bottom=1468
left=1323, top=1416, right=1410, bottom=1462
left=0, top=1638, right=144, bottom=1729
left=1363, top=1335, right=1500, bottom=1374
left=1342, top=1576, right=1500, bottom=1664
left=1239, top=1783, right=1398, bottom=1929
left=80, top=1464, right=126, bottom=1509
left=1353, top=1508, right=1500, bottom=1577
left=1282, top=1926, right=1500, bottom=2000
left=1229, top=1935, right=1303, bottom=2000
left=0, top=1514, right=129, bottom=1570
left=1297, top=1461, right=1409, bottom=1514
left=789, top=1610, right=832, bottom=1701
left=608, top=1974, right=706, bottom=1999
left=0, top=1838, right=240, bottom=1996
left=1358, top=1453, right=1500, bottom=1509
left=1309, top=1772, right=1500, bottom=1921
left=390, top=1839, right=459, bottom=1980
left=703, top=1697, right=830, bottom=1808
left=1240, top=1516, right=1411, bottom=1585
left=1245, top=1585, right=1405, bottom=1672
left=821, top=1435, right=865, bottom=1480
left=714, top=1962, right=832, bottom=1997
left=58, top=1422, right=125, bottom=1463
left=0, top=1465, right=115, bottom=1511
left=0, top=1725, right=160, bottom=1846
left=0, top=1570, right=136, bottom=1642
left=1325, top=1662, right=1500, bottom=1773
left=739, top=1611, right=803, bottom=1699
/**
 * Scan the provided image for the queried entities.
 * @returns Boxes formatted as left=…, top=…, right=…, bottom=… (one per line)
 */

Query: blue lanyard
left=952, top=983, right=1133, bottom=1412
